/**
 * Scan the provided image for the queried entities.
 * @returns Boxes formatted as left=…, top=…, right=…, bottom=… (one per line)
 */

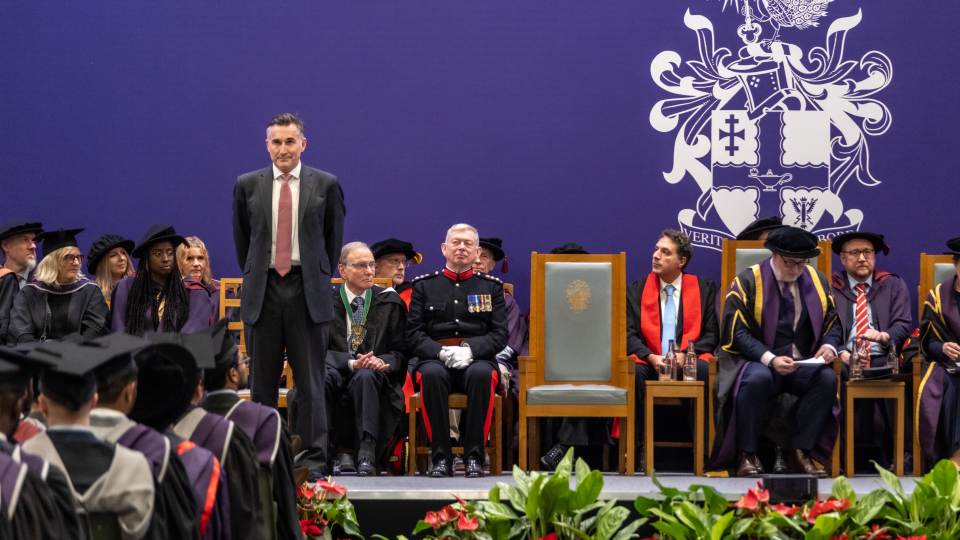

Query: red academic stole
left=636, top=272, right=703, bottom=363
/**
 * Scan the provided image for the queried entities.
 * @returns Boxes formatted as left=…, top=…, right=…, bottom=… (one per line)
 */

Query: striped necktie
left=854, top=283, right=871, bottom=367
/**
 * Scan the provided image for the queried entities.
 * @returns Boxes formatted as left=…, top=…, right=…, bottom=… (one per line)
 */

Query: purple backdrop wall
left=2, top=1, right=955, bottom=315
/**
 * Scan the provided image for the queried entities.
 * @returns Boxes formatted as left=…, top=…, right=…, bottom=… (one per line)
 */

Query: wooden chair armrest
left=519, top=355, right=537, bottom=376
left=620, top=355, right=635, bottom=376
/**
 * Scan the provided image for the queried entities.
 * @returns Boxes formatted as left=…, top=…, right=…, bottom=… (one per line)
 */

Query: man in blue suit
left=232, top=112, right=345, bottom=478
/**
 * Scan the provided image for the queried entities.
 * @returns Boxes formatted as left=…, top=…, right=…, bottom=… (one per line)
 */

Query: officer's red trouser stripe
left=416, top=372, right=433, bottom=442
left=482, top=369, right=499, bottom=441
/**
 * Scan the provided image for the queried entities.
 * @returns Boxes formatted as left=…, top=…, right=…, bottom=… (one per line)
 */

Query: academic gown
left=326, top=285, right=407, bottom=461
left=174, top=406, right=264, bottom=540
left=200, top=391, right=300, bottom=540
left=917, top=276, right=960, bottom=465
left=709, top=259, right=842, bottom=471
left=0, top=434, right=82, bottom=540
left=167, top=432, right=230, bottom=540
left=0, top=271, right=23, bottom=345
left=110, top=277, right=217, bottom=335
left=89, top=408, right=199, bottom=540
left=8, top=279, right=109, bottom=343
left=21, top=429, right=155, bottom=540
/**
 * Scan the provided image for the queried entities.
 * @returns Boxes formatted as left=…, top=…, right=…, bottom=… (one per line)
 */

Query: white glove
left=497, top=362, right=510, bottom=392
left=452, top=345, right=473, bottom=364
left=439, top=346, right=456, bottom=366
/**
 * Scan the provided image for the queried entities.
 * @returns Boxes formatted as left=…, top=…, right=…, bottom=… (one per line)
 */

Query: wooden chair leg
left=895, top=392, right=905, bottom=476
left=625, top=414, right=635, bottom=476
left=644, top=391, right=655, bottom=477
left=694, top=392, right=704, bottom=476
left=492, top=396, right=502, bottom=475
left=519, top=413, right=528, bottom=471
left=529, top=419, right=540, bottom=471
left=408, top=395, right=419, bottom=476
left=845, top=386, right=855, bottom=478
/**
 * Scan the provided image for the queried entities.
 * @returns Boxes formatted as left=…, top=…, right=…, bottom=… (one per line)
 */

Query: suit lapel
left=298, top=167, right=316, bottom=226
left=258, top=167, right=273, bottom=233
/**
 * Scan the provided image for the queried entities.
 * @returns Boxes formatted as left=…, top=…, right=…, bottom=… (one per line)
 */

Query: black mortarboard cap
left=736, top=216, right=784, bottom=241
left=370, top=238, right=422, bottom=265
left=80, top=333, right=149, bottom=390
left=38, top=228, right=84, bottom=255
left=946, top=237, right=960, bottom=256
left=0, top=344, right=54, bottom=391
left=549, top=243, right=589, bottom=254
left=830, top=231, right=890, bottom=256
left=28, top=341, right=116, bottom=410
left=131, top=225, right=186, bottom=259
left=128, top=342, right=198, bottom=431
left=0, top=221, right=43, bottom=243
left=86, top=234, right=135, bottom=274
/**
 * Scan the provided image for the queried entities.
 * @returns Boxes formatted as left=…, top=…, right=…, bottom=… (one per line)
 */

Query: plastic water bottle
left=683, top=341, right=697, bottom=381
left=662, top=340, right=676, bottom=381
left=850, top=345, right=862, bottom=381
left=888, top=346, right=899, bottom=376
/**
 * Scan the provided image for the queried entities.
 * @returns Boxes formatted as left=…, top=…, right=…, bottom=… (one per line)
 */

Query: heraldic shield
left=710, top=109, right=842, bottom=235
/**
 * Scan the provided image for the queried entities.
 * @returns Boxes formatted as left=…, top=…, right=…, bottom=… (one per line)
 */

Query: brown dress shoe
left=788, top=449, right=827, bottom=477
left=736, top=451, right=764, bottom=477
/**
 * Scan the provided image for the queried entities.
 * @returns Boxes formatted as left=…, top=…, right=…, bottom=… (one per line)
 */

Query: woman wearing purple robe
left=918, top=237, right=960, bottom=471
left=112, top=225, right=217, bottom=336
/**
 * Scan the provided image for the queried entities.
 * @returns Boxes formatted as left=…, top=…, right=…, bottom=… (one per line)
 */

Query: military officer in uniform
left=407, top=223, right=507, bottom=478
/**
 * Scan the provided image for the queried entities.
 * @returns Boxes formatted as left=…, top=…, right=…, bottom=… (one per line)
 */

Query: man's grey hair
left=339, top=241, right=371, bottom=265
left=444, top=223, right=479, bottom=243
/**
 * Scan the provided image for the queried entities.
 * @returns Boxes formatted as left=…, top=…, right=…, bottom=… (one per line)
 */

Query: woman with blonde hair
left=9, top=228, right=109, bottom=343
left=86, top=233, right=135, bottom=306
left=177, top=236, right=220, bottom=290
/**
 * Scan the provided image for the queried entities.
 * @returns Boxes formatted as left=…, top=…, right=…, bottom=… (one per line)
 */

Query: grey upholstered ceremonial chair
left=518, top=252, right=635, bottom=474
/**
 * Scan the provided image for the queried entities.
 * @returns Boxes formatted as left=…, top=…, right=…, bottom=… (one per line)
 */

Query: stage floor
left=338, top=472, right=918, bottom=501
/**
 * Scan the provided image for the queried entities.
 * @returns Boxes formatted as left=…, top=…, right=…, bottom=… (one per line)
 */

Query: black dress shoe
left=772, top=446, right=788, bottom=474
left=337, top=452, right=356, bottom=474
left=540, top=444, right=567, bottom=470
left=465, top=455, right=484, bottom=478
left=788, top=449, right=827, bottom=477
left=735, top=451, right=764, bottom=477
left=357, top=456, right=376, bottom=477
left=307, top=465, right=329, bottom=482
left=427, top=457, right=453, bottom=478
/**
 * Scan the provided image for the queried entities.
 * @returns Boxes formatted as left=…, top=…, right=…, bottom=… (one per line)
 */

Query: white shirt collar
left=344, top=284, right=370, bottom=304
left=272, top=161, right=302, bottom=180
left=90, top=408, right=127, bottom=420
left=659, top=273, right=682, bottom=293
left=205, top=389, right=238, bottom=398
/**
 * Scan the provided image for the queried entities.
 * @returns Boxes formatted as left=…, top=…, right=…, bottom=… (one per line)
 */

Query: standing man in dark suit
left=232, top=112, right=345, bottom=478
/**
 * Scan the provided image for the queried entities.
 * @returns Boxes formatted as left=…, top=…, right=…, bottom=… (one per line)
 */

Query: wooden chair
left=844, top=379, right=905, bottom=476
left=710, top=239, right=839, bottom=474
left=519, top=252, right=634, bottom=474
left=913, top=253, right=955, bottom=475
left=644, top=380, right=704, bottom=476
left=406, top=394, right=502, bottom=475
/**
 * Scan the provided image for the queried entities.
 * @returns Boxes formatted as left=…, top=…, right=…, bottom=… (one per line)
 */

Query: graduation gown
left=89, top=408, right=199, bottom=540
left=9, top=279, right=108, bottom=343
left=168, top=433, right=230, bottom=540
left=830, top=271, right=913, bottom=353
left=200, top=391, right=300, bottom=540
left=327, top=285, right=407, bottom=458
left=0, top=434, right=82, bottom=540
left=917, top=276, right=960, bottom=465
left=110, top=277, right=217, bottom=336
left=174, top=406, right=264, bottom=540
left=21, top=429, right=155, bottom=540
left=0, top=270, right=22, bottom=346
left=710, top=259, right=842, bottom=471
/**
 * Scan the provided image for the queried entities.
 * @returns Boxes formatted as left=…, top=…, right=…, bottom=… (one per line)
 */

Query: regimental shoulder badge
left=477, top=272, right=502, bottom=284
left=412, top=271, right=440, bottom=283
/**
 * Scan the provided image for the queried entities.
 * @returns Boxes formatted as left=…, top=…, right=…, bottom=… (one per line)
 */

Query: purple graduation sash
left=224, top=400, right=281, bottom=467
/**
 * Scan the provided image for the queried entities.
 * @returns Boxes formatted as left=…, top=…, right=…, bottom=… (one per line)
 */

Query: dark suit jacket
left=626, top=272, right=719, bottom=360
left=232, top=165, right=345, bottom=325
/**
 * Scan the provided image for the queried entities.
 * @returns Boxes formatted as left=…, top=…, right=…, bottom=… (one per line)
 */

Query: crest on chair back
left=650, top=2, right=893, bottom=251
left=545, top=263, right=612, bottom=381
left=566, top=280, right=591, bottom=313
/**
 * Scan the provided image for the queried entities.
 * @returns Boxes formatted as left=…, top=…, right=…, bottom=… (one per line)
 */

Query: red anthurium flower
left=457, top=514, right=479, bottom=531
left=831, top=534, right=848, bottom=540
left=867, top=524, right=892, bottom=540
left=804, top=498, right=851, bottom=523
left=439, top=504, right=460, bottom=524
left=305, top=524, right=322, bottom=536
left=424, top=511, right=441, bottom=528
left=540, top=533, right=558, bottom=540
left=735, top=482, right=769, bottom=512
left=770, top=503, right=799, bottom=517
left=298, top=484, right=316, bottom=500
left=316, top=479, right=348, bottom=498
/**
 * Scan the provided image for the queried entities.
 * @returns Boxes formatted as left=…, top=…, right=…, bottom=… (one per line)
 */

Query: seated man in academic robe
left=626, top=229, right=718, bottom=463
left=372, top=238, right=422, bottom=309
left=129, top=340, right=230, bottom=540
left=327, top=242, right=407, bottom=476
left=407, top=223, right=507, bottom=478
left=0, top=221, right=43, bottom=345
left=917, top=237, right=960, bottom=470
left=711, top=227, right=842, bottom=477
left=200, top=320, right=300, bottom=539
left=86, top=333, right=200, bottom=540
left=19, top=340, right=156, bottom=540
left=830, top=232, right=912, bottom=470
left=172, top=328, right=265, bottom=540
left=0, top=346, right=83, bottom=540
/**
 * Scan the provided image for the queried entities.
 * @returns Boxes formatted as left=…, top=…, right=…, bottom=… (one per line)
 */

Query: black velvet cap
left=946, top=237, right=960, bottom=256
left=87, top=234, right=135, bottom=274
left=479, top=238, right=505, bottom=261
left=131, top=225, right=186, bottom=259
left=831, top=231, right=890, bottom=256
left=0, top=221, right=43, bottom=243
left=764, top=226, right=820, bottom=259
left=128, top=341, right=198, bottom=431
left=549, top=243, right=589, bottom=254
left=370, top=238, right=422, bottom=265
left=736, top=216, right=784, bottom=241
left=38, top=228, right=84, bottom=255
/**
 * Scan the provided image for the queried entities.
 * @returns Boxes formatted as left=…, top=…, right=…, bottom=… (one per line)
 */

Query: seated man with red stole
left=710, top=227, right=842, bottom=477
left=625, top=229, right=718, bottom=461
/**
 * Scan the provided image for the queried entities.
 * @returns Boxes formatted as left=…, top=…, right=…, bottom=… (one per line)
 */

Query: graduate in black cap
left=19, top=340, right=156, bottom=539
left=85, top=333, right=200, bottom=540
left=199, top=320, right=300, bottom=539
left=0, top=221, right=43, bottom=345
left=371, top=238, right=422, bottom=309
left=9, top=228, right=109, bottom=344
left=0, top=346, right=83, bottom=540
left=916, top=237, right=960, bottom=470
left=129, top=341, right=230, bottom=540
left=111, top=225, right=216, bottom=336
left=710, top=226, right=842, bottom=477
left=87, top=234, right=135, bottom=307
left=172, top=328, right=265, bottom=540
left=735, top=216, right=784, bottom=241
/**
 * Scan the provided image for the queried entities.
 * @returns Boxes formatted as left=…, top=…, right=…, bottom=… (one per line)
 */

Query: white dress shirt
left=270, top=162, right=301, bottom=268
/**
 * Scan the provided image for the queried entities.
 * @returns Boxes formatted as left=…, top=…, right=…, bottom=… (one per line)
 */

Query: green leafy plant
left=298, top=478, right=363, bottom=539
left=413, top=448, right=646, bottom=540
